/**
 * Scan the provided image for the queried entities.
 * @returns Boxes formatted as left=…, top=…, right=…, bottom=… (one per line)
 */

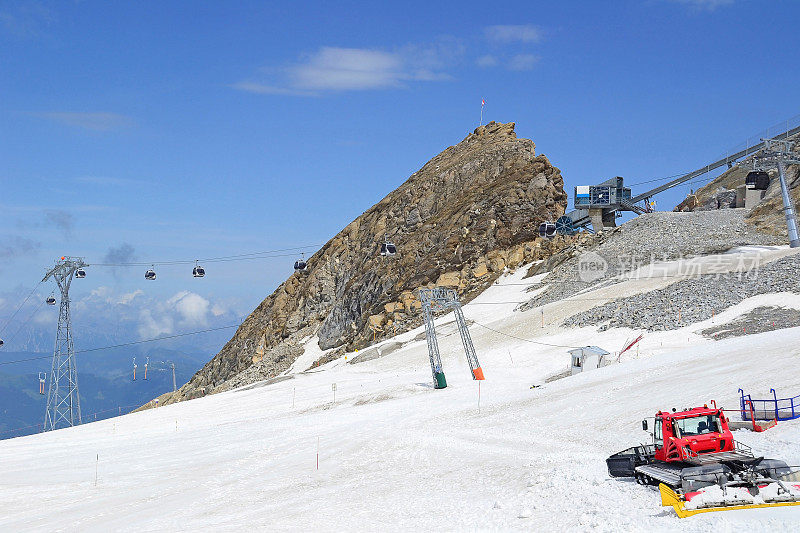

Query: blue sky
left=1, top=0, right=799, bottom=351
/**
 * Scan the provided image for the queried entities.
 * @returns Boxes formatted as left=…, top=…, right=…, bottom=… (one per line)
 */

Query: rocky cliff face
left=158, top=121, right=568, bottom=404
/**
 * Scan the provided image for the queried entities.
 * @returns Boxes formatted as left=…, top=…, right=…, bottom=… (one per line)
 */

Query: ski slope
left=2, top=247, right=800, bottom=532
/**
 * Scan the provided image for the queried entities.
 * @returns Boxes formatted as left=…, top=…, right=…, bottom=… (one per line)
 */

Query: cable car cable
left=1, top=296, right=49, bottom=351
left=457, top=319, right=584, bottom=348
left=91, top=245, right=321, bottom=267
left=0, top=281, right=43, bottom=336
left=0, top=322, right=243, bottom=366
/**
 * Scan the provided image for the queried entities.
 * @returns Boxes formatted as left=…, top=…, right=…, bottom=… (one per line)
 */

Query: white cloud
left=229, top=82, right=314, bottom=96
left=0, top=285, right=239, bottom=351
left=75, top=287, right=215, bottom=338
left=89, top=286, right=113, bottom=300
left=138, top=309, right=174, bottom=339
left=33, top=112, right=132, bottom=131
left=476, top=54, right=498, bottom=68
left=75, top=176, right=141, bottom=187
left=85, top=286, right=140, bottom=306
left=168, top=291, right=211, bottom=327
left=507, top=54, right=540, bottom=71
left=485, top=24, right=543, bottom=44
left=117, top=290, right=142, bottom=305
left=33, top=309, right=56, bottom=326
left=234, top=41, right=462, bottom=95
left=290, top=47, right=403, bottom=90
left=668, top=0, right=734, bottom=9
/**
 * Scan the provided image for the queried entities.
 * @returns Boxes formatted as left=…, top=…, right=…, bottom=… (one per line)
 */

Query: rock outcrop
left=157, top=121, right=568, bottom=405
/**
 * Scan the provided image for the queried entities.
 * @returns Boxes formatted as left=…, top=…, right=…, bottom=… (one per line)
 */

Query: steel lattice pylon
left=418, top=288, right=484, bottom=389
left=43, top=257, right=86, bottom=431
left=737, top=138, right=800, bottom=248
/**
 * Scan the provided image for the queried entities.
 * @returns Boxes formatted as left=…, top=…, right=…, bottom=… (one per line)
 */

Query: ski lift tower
left=418, top=288, right=484, bottom=389
left=738, top=138, right=800, bottom=248
left=42, top=256, right=87, bottom=430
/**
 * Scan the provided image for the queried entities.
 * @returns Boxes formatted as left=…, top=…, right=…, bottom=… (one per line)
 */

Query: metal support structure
left=778, top=160, right=800, bottom=248
left=629, top=122, right=800, bottom=204
left=42, top=257, right=87, bottom=431
left=737, top=138, right=800, bottom=248
left=562, top=117, right=800, bottom=230
left=420, top=293, right=445, bottom=388
left=419, top=288, right=484, bottom=389
left=136, top=359, right=178, bottom=392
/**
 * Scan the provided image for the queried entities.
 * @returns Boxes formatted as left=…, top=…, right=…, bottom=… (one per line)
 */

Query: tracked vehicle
left=607, top=405, right=800, bottom=517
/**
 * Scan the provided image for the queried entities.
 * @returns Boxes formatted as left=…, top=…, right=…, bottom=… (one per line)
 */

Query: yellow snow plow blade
left=659, top=483, right=800, bottom=518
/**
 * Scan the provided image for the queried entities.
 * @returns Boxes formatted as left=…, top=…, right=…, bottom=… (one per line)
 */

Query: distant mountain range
left=0, top=283, right=242, bottom=438
left=0, top=346, right=210, bottom=440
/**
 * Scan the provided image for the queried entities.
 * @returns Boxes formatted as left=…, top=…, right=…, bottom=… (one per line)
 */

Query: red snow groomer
left=607, top=405, right=800, bottom=517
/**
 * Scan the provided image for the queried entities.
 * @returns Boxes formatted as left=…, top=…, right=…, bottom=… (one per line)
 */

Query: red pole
left=747, top=400, right=758, bottom=432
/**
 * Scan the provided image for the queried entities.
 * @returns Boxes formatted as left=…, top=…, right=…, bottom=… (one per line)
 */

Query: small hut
left=569, top=346, right=611, bottom=376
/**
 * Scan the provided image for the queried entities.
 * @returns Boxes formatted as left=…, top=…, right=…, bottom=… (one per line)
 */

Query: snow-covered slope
left=3, top=248, right=800, bottom=532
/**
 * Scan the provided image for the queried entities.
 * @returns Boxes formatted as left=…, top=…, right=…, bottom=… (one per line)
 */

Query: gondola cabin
left=380, top=242, right=397, bottom=257
left=745, top=170, right=770, bottom=191
left=538, top=222, right=556, bottom=239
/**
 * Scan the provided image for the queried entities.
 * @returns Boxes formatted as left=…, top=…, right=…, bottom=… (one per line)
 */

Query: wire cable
left=75, top=324, right=241, bottom=354
left=0, top=323, right=242, bottom=366
left=0, top=281, right=43, bottom=336
left=2, top=296, right=49, bottom=349
left=625, top=169, right=698, bottom=187
left=91, top=245, right=321, bottom=267
left=471, top=320, right=583, bottom=348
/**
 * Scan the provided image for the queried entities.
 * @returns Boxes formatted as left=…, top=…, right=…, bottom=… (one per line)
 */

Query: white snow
left=3, top=251, right=800, bottom=531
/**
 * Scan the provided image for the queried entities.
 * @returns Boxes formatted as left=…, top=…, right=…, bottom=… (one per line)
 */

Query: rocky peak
left=158, top=121, right=568, bottom=405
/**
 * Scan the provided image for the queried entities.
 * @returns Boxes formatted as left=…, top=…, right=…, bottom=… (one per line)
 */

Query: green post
left=434, top=372, right=447, bottom=389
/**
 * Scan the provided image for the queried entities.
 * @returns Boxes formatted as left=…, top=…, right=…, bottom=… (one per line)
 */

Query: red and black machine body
left=652, top=406, right=735, bottom=463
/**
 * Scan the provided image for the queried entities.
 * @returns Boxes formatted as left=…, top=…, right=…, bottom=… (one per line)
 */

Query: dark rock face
left=159, top=121, right=568, bottom=404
